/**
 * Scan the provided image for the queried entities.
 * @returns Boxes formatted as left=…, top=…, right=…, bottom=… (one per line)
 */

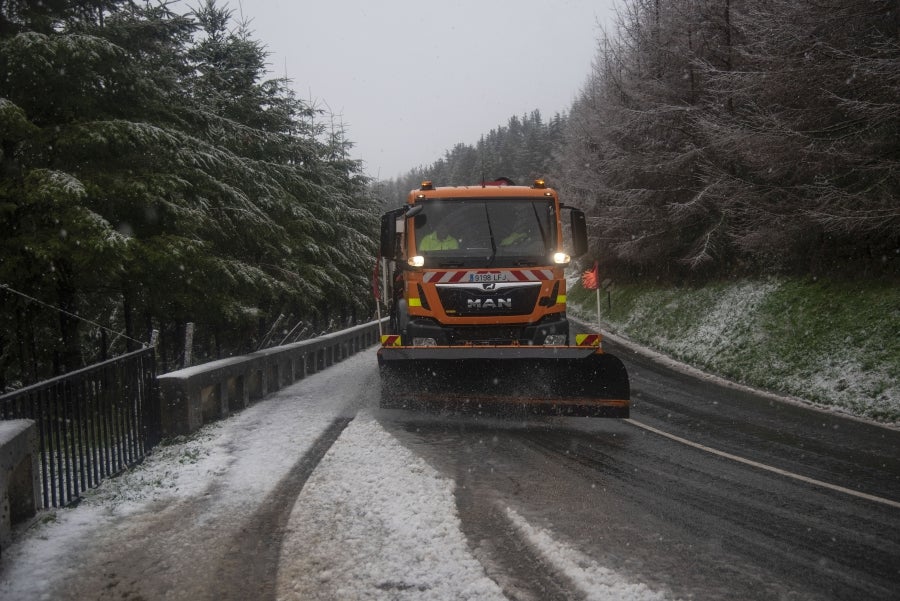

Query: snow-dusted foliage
left=583, top=279, right=900, bottom=423
left=0, top=0, right=378, bottom=386
left=555, top=0, right=899, bottom=279
left=381, top=110, right=567, bottom=202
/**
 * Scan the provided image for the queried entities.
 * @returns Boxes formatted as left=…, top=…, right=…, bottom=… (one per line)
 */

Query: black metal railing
left=0, top=347, right=159, bottom=508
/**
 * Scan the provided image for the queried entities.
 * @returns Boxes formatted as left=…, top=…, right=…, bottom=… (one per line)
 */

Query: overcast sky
left=230, top=0, right=619, bottom=180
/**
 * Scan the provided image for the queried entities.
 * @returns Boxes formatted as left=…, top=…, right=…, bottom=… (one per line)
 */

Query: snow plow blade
left=378, top=346, right=630, bottom=418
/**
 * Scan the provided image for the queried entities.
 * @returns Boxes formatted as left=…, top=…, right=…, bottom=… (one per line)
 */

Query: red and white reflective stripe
left=422, top=271, right=467, bottom=284
left=509, top=269, right=554, bottom=281
left=422, top=269, right=554, bottom=284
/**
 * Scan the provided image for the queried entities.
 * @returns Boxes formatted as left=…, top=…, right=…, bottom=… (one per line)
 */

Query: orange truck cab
left=378, top=178, right=589, bottom=347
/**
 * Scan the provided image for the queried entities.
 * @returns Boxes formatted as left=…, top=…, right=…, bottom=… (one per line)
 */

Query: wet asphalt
left=379, top=337, right=900, bottom=601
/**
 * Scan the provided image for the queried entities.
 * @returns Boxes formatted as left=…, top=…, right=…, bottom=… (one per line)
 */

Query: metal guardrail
left=0, top=319, right=384, bottom=508
left=0, top=347, right=158, bottom=508
left=155, top=319, right=385, bottom=437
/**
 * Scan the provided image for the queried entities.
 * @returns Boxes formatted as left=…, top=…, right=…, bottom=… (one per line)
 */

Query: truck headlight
left=544, top=334, right=567, bottom=345
left=553, top=252, right=570, bottom=265
left=408, top=255, right=425, bottom=267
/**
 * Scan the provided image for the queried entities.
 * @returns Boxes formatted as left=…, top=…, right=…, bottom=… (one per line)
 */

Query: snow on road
left=276, top=414, right=508, bottom=600
left=505, top=508, right=668, bottom=601
left=1, top=347, right=668, bottom=601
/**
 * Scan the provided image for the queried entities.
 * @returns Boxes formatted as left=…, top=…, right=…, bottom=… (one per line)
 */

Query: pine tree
left=1, top=0, right=379, bottom=385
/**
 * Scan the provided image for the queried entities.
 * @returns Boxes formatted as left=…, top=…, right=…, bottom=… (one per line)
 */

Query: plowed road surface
left=2, top=337, right=898, bottom=600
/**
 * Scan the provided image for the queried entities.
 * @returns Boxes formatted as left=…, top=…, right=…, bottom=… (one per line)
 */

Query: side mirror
left=380, top=209, right=403, bottom=259
left=570, top=209, right=588, bottom=258
left=380, top=205, right=423, bottom=259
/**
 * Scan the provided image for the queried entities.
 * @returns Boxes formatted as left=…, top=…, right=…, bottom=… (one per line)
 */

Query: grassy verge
left=569, top=277, right=900, bottom=424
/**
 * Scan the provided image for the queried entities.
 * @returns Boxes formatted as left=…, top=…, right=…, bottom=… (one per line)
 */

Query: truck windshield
left=413, top=199, right=555, bottom=267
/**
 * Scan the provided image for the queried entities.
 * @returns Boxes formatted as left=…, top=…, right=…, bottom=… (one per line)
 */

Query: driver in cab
left=499, top=214, right=543, bottom=252
left=419, top=221, right=459, bottom=251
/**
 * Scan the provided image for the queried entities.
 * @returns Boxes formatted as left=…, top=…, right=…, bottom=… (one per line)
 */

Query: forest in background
left=382, top=0, right=898, bottom=281
left=376, top=110, right=567, bottom=205
left=2, top=0, right=897, bottom=390
left=1, top=0, right=377, bottom=389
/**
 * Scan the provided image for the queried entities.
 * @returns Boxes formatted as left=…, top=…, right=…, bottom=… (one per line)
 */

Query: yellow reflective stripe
left=556, top=294, right=567, bottom=305
left=381, top=335, right=401, bottom=347
left=408, top=298, right=422, bottom=307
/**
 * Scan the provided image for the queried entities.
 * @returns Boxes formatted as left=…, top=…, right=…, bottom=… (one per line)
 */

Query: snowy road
left=2, top=341, right=899, bottom=600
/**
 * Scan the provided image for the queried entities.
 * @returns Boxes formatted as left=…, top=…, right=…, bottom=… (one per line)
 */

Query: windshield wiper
left=483, top=204, right=498, bottom=266
left=532, top=202, right=549, bottom=247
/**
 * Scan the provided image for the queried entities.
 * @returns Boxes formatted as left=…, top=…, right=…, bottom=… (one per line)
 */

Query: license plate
left=469, top=272, right=507, bottom=283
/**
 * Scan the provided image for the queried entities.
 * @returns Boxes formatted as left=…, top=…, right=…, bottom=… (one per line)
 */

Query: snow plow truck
left=375, top=178, right=630, bottom=417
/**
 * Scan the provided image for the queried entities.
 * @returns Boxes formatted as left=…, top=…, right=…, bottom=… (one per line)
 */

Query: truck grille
left=452, top=325, right=525, bottom=344
left=436, top=284, right=542, bottom=317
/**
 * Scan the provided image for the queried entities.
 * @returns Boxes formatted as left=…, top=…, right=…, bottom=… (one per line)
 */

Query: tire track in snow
left=275, top=414, right=510, bottom=600
left=207, top=416, right=354, bottom=601
left=502, top=507, right=669, bottom=601
left=453, top=466, right=574, bottom=601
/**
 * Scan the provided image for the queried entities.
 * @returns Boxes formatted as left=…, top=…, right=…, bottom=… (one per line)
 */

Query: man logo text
left=467, top=298, right=511, bottom=310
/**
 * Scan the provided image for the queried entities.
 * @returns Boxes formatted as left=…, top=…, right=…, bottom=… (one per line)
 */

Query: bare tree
left=558, top=0, right=899, bottom=278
